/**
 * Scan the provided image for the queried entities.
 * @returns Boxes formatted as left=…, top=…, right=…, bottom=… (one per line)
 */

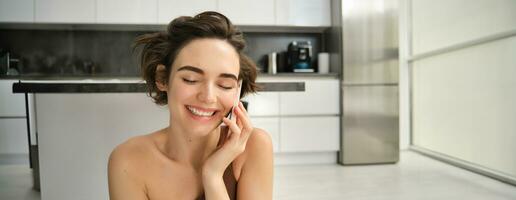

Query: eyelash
left=182, top=78, right=234, bottom=90
left=182, top=78, right=197, bottom=84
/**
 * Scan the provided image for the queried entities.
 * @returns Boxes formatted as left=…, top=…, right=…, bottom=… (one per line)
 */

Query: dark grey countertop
left=12, top=80, right=305, bottom=93
left=1, top=72, right=339, bottom=80
left=6, top=72, right=344, bottom=93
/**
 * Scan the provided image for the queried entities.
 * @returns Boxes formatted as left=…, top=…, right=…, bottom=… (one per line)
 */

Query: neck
left=162, top=124, right=221, bottom=170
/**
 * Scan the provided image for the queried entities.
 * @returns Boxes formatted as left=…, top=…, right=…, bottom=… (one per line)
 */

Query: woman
left=108, top=11, right=273, bottom=200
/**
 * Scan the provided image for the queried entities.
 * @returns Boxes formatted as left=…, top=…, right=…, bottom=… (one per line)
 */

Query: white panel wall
left=413, top=36, right=516, bottom=177
left=410, top=0, right=516, bottom=178
left=411, top=0, right=516, bottom=54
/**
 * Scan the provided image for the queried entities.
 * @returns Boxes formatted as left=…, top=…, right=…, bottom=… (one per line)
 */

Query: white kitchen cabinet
left=35, top=0, right=95, bottom=23
left=218, top=0, right=275, bottom=25
left=97, top=0, right=157, bottom=24
left=0, top=118, right=28, bottom=154
left=276, top=0, right=332, bottom=26
left=0, top=0, right=34, bottom=22
left=251, top=117, right=280, bottom=152
left=158, top=0, right=217, bottom=24
left=0, top=80, right=26, bottom=117
left=280, top=116, right=339, bottom=152
left=280, top=79, right=339, bottom=115
left=242, top=92, right=279, bottom=116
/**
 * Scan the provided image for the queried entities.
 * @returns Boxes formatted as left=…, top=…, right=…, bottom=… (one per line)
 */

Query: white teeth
left=187, top=106, right=215, bottom=117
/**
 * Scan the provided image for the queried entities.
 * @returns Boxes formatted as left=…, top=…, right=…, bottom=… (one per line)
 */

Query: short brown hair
left=133, top=11, right=259, bottom=105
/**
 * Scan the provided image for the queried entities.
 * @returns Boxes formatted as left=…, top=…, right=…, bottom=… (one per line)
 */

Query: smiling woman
left=108, top=12, right=273, bottom=200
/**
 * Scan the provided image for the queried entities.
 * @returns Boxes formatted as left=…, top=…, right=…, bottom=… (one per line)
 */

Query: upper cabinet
left=275, top=0, right=331, bottom=26
left=158, top=0, right=217, bottom=24
left=35, top=0, right=96, bottom=23
left=218, top=0, right=275, bottom=25
left=97, top=0, right=157, bottom=24
left=0, top=0, right=34, bottom=22
left=1, top=0, right=332, bottom=26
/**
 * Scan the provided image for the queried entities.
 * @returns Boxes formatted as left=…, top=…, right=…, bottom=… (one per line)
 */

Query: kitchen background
left=1, top=0, right=516, bottom=200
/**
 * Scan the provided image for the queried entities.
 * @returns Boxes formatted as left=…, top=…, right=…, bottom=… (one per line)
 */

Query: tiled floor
left=1, top=151, right=516, bottom=200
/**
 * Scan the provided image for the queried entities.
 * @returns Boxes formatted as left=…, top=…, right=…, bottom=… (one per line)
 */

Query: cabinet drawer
left=280, top=116, right=339, bottom=152
left=242, top=92, right=279, bottom=116
left=251, top=117, right=280, bottom=153
left=280, top=79, right=339, bottom=115
left=0, top=80, right=26, bottom=117
left=0, top=118, right=28, bottom=154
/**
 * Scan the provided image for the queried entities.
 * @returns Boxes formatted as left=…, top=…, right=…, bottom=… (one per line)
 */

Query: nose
left=197, top=83, right=217, bottom=104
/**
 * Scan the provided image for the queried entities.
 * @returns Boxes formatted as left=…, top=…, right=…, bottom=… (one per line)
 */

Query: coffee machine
left=287, top=41, right=313, bottom=72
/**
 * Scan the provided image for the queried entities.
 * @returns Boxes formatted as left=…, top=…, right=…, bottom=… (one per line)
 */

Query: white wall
left=409, top=0, right=516, bottom=178
left=411, top=0, right=516, bottom=55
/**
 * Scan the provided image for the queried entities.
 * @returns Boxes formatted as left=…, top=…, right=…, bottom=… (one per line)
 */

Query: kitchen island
left=13, top=78, right=305, bottom=200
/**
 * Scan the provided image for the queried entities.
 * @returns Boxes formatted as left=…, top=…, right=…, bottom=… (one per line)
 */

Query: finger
left=234, top=105, right=253, bottom=143
left=230, top=107, right=238, bottom=123
left=235, top=107, right=244, bottom=129
left=222, top=117, right=241, bottom=141
left=235, top=102, right=253, bottom=132
left=238, top=101, right=248, bottom=114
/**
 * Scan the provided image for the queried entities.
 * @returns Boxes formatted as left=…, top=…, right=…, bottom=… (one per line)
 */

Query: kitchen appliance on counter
left=287, top=41, right=314, bottom=72
left=0, top=49, right=21, bottom=75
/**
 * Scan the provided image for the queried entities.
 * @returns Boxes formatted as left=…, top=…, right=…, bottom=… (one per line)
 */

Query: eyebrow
left=177, top=65, right=238, bottom=81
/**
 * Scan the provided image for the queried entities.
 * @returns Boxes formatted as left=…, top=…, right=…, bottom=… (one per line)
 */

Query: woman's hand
left=201, top=101, right=253, bottom=199
left=202, top=101, right=253, bottom=178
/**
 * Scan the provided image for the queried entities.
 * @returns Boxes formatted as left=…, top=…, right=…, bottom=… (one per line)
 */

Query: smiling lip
left=185, top=105, right=220, bottom=122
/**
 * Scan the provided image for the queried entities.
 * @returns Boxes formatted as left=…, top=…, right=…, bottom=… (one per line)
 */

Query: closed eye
left=182, top=78, right=197, bottom=84
left=220, top=85, right=234, bottom=90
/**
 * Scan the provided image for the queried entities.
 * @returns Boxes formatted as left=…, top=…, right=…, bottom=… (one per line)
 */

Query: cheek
left=221, top=91, right=238, bottom=109
left=170, top=85, right=196, bottom=104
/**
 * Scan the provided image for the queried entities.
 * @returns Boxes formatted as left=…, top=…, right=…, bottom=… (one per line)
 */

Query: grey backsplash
left=0, top=29, right=321, bottom=77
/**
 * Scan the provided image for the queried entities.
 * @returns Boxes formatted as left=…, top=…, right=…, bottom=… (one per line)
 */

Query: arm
left=108, top=146, right=149, bottom=200
left=236, top=129, right=274, bottom=200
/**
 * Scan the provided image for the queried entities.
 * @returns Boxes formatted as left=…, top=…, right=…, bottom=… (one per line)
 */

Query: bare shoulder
left=108, top=134, right=155, bottom=182
left=108, top=134, right=156, bottom=199
left=234, top=128, right=273, bottom=168
left=109, top=135, right=152, bottom=165
left=233, top=128, right=274, bottom=199
left=246, top=128, right=273, bottom=152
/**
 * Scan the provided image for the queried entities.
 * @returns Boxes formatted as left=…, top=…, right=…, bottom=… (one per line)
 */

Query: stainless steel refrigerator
left=338, top=0, right=400, bottom=164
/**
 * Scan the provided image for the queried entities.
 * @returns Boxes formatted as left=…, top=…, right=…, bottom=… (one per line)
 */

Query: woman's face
left=165, top=38, right=240, bottom=136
